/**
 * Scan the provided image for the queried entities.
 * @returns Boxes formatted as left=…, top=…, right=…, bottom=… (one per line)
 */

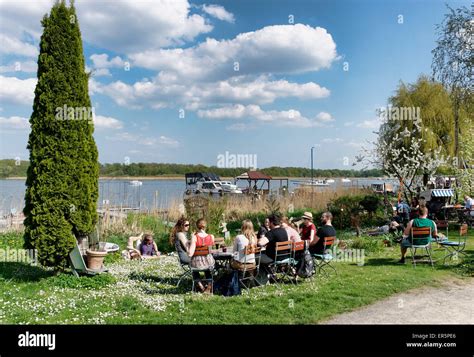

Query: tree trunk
left=454, top=96, right=460, bottom=168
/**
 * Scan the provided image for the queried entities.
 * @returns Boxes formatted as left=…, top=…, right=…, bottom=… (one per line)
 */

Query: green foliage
left=328, top=194, right=387, bottom=230
left=347, top=236, right=384, bottom=254
left=46, top=273, right=116, bottom=289
left=359, top=195, right=382, bottom=214
left=125, top=214, right=172, bottom=253
left=265, top=195, right=281, bottom=216
left=207, top=199, right=227, bottom=236
left=98, top=163, right=384, bottom=178
left=23, top=1, right=99, bottom=268
left=0, top=160, right=29, bottom=178
left=0, top=159, right=386, bottom=179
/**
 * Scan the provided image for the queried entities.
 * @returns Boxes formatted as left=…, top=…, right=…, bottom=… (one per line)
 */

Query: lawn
left=0, top=230, right=472, bottom=324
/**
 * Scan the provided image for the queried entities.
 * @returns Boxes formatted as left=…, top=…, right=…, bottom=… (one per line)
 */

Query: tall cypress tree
left=24, top=0, right=99, bottom=268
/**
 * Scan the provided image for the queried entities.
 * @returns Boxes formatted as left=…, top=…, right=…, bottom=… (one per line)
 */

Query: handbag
left=297, top=248, right=314, bottom=278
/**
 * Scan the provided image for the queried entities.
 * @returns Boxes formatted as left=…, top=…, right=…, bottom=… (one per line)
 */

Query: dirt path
left=322, top=278, right=474, bottom=324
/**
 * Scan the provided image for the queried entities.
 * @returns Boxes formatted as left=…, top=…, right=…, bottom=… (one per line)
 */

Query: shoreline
left=3, top=176, right=391, bottom=181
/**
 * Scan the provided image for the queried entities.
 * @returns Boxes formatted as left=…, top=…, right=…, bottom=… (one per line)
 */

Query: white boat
left=341, top=178, right=351, bottom=183
left=296, top=179, right=330, bottom=187
left=129, top=180, right=143, bottom=186
left=219, top=181, right=243, bottom=194
left=195, top=181, right=223, bottom=194
left=326, top=179, right=335, bottom=184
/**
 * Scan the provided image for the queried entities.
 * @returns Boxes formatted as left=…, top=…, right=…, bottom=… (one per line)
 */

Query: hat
left=301, top=212, right=313, bottom=221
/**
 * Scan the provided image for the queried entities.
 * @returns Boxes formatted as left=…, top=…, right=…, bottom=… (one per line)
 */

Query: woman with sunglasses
left=170, top=216, right=191, bottom=264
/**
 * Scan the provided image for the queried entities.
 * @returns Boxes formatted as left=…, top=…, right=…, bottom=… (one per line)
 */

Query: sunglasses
left=184, top=224, right=190, bottom=227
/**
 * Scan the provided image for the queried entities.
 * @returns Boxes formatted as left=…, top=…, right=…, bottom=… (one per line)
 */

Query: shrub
left=47, top=273, right=116, bottom=289
left=23, top=2, right=99, bottom=268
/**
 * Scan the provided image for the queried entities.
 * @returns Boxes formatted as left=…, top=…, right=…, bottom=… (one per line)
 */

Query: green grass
left=0, top=230, right=472, bottom=324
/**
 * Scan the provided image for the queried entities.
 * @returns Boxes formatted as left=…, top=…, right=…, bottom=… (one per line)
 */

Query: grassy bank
left=0, top=230, right=472, bottom=324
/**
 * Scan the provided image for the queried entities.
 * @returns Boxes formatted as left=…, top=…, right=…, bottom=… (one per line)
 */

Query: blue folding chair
left=439, top=224, right=468, bottom=264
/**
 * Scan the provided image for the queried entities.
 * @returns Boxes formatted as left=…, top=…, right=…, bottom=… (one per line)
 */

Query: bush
left=23, top=2, right=99, bottom=268
left=46, top=273, right=116, bottom=289
left=348, top=236, right=384, bottom=254
left=328, top=194, right=387, bottom=230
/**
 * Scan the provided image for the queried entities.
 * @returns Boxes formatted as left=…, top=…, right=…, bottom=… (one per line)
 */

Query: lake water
left=0, top=177, right=399, bottom=214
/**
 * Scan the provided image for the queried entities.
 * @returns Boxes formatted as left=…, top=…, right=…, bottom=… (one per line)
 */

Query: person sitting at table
left=398, top=206, right=437, bottom=264
left=139, top=234, right=161, bottom=259
left=299, top=212, right=316, bottom=242
left=464, top=195, right=474, bottom=209
left=281, top=216, right=301, bottom=242
left=169, top=216, right=191, bottom=264
left=188, top=218, right=215, bottom=293
left=258, top=214, right=289, bottom=266
left=257, top=217, right=270, bottom=238
left=309, top=212, right=336, bottom=255
left=231, top=219, right=257, bottom=271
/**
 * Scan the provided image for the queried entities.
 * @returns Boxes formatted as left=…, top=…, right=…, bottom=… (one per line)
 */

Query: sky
left=0, top=0, right=469, bottom=169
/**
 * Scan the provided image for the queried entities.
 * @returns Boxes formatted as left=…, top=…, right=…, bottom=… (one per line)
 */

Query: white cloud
left=131, top=24, right=338, bottom=81
left=0, top=34, right=38, bottom=57
left=105, top=131, right=179, bottom=148
left=356, top=118, right=382, bottom=129
left=97, top=75, right=330, bottom=110
left=93, top=115, right=123, bottom=129
left=0, top=60, right=37, bottom=73
left=0, top=75, right=36, bottom=106
left=158, top=135, right=179, bottom=147
left=316, top=112, right=334, bottom=122
left=0, top=0, right=212, bottom=57
left=0, top=116, right=29, bottom=130
left=321, top=138, right=342, bottom=143
left=226, top=123, right=254, bottom=131
left=197, top=104, right=335, bottom=128
left=202, top=4, right=235, bottom=23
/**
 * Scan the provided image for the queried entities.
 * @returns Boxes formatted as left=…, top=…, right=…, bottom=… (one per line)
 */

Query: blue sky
left=0, top=0, right=469, bottom=169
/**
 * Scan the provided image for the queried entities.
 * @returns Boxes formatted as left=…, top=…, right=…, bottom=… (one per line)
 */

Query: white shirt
left=233, top=234, right=255, bottom=263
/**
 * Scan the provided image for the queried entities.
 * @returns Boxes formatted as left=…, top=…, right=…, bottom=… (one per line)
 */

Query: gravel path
left=322, top=278, right=474, bottom=324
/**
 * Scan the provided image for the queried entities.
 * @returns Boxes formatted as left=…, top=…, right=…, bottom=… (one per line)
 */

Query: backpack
left=215, top=271, right=241, bottom=296
left=297, top=249, right=314, bottom=278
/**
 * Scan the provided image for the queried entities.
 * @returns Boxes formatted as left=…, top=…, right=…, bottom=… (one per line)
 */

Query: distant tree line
left=0, top=159, right=385, bottom=178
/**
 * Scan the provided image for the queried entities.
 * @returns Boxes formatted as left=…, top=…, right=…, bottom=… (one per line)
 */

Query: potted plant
left=86, top=227, right=107, bottom=270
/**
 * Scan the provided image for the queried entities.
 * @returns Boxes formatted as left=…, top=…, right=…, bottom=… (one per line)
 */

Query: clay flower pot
left=86, top=249, right=107, bottom=270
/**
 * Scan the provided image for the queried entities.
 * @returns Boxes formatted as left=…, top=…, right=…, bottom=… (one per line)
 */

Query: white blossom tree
left=360, top=114, right=448, bottom=202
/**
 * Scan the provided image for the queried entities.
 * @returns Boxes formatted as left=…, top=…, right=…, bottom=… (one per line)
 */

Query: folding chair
left=126, top=234, right=143, bottom=260
left=311, top=236, right=336, bottom=276
left=176, top=255, right=192, bottom=287
left=268, top=241, right=294, bottom=285
left=289, top=241, right=306, bottom=283
left=190, top=246, right=214, bottom=293
left=409, top=227, right=434, bottom=267
left=439, top=224, right=468, bottom=265
left=238, top=245, right=261, bottom=290
left=69, top=243, right=108, bottom=277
